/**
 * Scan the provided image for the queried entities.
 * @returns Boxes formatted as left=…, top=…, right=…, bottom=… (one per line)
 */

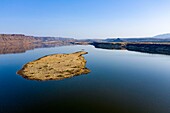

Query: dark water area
left=0, top=45, right=170, bottom=113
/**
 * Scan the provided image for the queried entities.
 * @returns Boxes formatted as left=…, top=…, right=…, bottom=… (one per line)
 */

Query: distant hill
left=0, top=34, right=76, bottom=48
left=34, top=37, right=75, bottom=43
left=0, top=34, right=40, bottom=45
left=104, top=33, right=170, bottom=42
left=104, top=38, right=124, bottom=42
left=153, top=33, right=170, bottom=39
left=0, top=34, right=76, bottom=45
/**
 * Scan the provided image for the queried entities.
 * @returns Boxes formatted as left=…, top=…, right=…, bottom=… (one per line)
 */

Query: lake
left=0, top=45, right=170, bottom=113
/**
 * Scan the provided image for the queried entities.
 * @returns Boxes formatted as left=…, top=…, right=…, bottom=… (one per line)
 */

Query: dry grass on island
left=17, top=51, right=90, bottom=81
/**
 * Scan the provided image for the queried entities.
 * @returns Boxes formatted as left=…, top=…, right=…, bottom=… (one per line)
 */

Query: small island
left=17, top=51, right=90, bottom=81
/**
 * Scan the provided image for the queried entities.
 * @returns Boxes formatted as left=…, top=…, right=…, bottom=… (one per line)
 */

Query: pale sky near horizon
left=0, top=0, right=170, bottom=39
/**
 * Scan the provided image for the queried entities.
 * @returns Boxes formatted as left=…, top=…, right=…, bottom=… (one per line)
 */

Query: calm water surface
left=0, top=45, right=170, bottom=113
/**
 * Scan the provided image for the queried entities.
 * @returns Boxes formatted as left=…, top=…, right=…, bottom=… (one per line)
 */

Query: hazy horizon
left=1, top=0, right=170, bottom=39
left=1, top=33, right=170, bottom=39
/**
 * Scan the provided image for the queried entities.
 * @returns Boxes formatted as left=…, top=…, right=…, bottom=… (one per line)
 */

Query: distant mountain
left=104, top=38, right=124, bottom=42
left=153, top=33, right=170, bottom=39
left=0, top=34, right=40, bottom=45
left=0, top=34, right=76, bottom=47
left=0, top=34, right=76, bottom=45
left=34, top=37, right=75, bottom=42
left=104, top=33, right=170, bottom=43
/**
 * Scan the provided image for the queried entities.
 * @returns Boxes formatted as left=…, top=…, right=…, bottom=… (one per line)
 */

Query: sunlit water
left=0, top=45, right=170, bottom=113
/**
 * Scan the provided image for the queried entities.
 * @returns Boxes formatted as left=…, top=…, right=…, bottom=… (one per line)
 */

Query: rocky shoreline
left=92, top=42, right=170, bottom=55
left=17, top=51, right=90, bottom=81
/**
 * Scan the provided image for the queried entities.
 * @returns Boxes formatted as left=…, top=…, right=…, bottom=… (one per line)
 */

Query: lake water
left=0, top=45, right=170, bottom=113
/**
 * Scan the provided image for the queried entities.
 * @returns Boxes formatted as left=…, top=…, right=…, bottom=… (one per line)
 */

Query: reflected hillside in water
left=0, top=42, right=73, bottom=55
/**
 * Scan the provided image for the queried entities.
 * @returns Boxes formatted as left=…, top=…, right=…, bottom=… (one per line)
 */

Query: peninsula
left=17, top=51, right=90, bottom=81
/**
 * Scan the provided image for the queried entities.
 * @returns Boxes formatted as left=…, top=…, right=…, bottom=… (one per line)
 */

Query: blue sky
left=0, top=0, right=170, bottom=39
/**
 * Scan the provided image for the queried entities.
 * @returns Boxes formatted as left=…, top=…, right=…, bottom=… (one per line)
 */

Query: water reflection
left=0, top=43, right=72, bottom=54
left=0, top=45, right=170, bottom=113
